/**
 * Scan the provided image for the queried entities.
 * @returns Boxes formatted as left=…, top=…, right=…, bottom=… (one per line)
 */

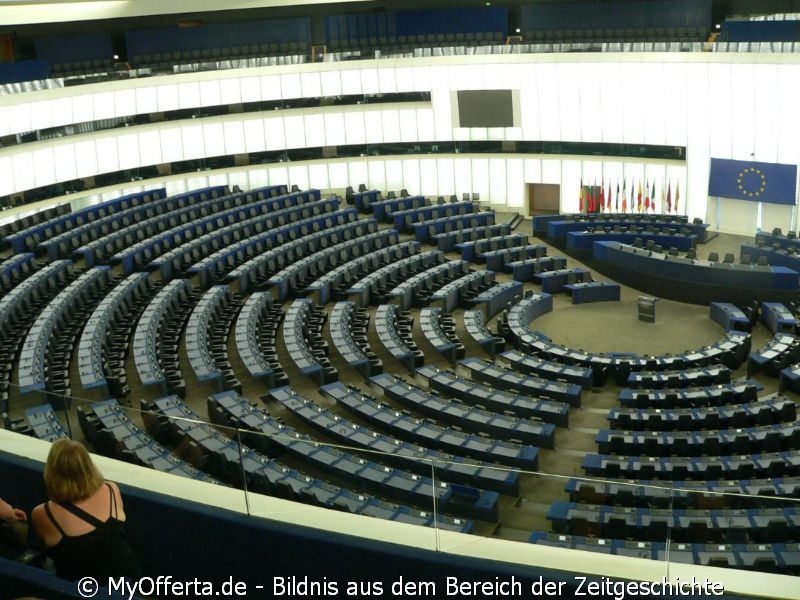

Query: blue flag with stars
left=709, top=158, right=797, bottom=205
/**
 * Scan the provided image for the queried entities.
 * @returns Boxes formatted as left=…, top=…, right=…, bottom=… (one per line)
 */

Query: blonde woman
left=31, top=439, right=139, bottom=581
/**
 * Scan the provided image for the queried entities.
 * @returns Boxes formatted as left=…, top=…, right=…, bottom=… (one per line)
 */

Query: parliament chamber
left=2, top=1, right=800, bottom=599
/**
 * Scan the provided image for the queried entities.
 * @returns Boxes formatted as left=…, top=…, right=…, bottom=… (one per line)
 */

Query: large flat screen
left=456, top=90, right=515, bottom=127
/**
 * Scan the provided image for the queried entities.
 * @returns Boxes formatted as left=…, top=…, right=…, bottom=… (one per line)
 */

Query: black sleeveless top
left=43, top=483, right=140, bottom=581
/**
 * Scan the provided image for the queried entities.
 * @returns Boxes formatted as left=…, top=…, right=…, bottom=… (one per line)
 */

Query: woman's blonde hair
left=44, top=439, right=104, bottom=503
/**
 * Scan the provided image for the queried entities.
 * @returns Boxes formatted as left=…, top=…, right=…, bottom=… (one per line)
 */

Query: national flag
left=644, top=179, right=650, bottom=212
left=637, top=180, right=643, bottom=212
left=621, top=179, right=627, bottom=213
left=675, top=181, right=680, bottom=213
left=651, top=180, right=656, bottom=212
left=666, top=181, right=672, bottom=213
left=660, top=180, right=666, bottom=214
left=615, top=182, right=620, bottom=213
left=608, top=182, right=612, bottom=213
left=600, top=182, right=605, bottom=211
left=579, top=178, right=584, bottom=212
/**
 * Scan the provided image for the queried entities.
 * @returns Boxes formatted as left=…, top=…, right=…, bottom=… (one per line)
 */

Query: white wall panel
left=561, top=159, right=582, bottom=213
left=259, top=75, right=282, bottom=101
left=537, top=64, right=560, bottom=141
left=398, top=109, right=418, bottom=143
left=328, top=162, right=349, bottom=189
left=222, top=121, right=246, bottom=155
left=320, top=71, right=342, bottom=97
left=416, top=109, right=435, bottom=141
left=542, top=159, right=561, bottom=185
left=29, top=100, right=52, bottom=129
left=578, top=63, right=602, bottom=143
left=239, top=76, right=262, bottom=104
left=138, top=130, right=162, bottom=165
left=558, top=64, right=581, bottom=142
left=0, top=157, right=12, bottom=196
left=505, top=158, right=524, bottom=208
left=402, top=159, right=421, bottom=196
left=381, top=110, right=400, bottom=142
left=621, top=68, right=645, bottom=145
left=116, top=133, right=140, bottom=170
left=520, top=81, right=541, bottom=141
left=360, top=69, right=380, bottom=95
left=777, top=64, right=800, bottom=164
left=32, top=147, right=55, bottom=187
left=340, top=70, right=362, bottom=95
left=247, top=168, right=268, bottom=190
left=288, top=165, right=310, bottom=191
left=367, top=160, right=386, bottom=191
left=114, top=90, right=136, bottom=117
left=50, top=99, right=74, bottom=129
left=308, top=163, right=330, bottom=190
left=73, top=140, right=98, bottom=178
left=436, top=158, right=455, bottom=197
left=641, top=63, right=666, bottom=146
left=93, top=92, right=115, bottom=120
left=430, top=88, right=453, bottom=141
left=11, top=152, right=34, bottom=192
left=378, top=69, right=397, bottom=94
left=593, top=64, right=629, bottom=144
left=202, top=123, right=225, bottom=157
left=280, top=74, right=302, bottom=99
left=165, top=179, right=188, bottom=196
left=363, top=111, right=384, bottom=144
left=133, top=87, right=157, bottom=115
left=177, top=82, right=201, bottom=109
left=303, top=114, right=325, bottom=147
left=524, top=158, right=541, bottom=184
left=753, top=65, right=779, bottom=164
left=344, top=112, right=366, bottom=145
left=227, top=170, right=249, bottom=192
left=283, top=115, right=305, bottom=148
left=730, top=63, right=755, bottom=160
left=300, top=72, right=322, bottom=98
left=470, top=158, right=489, bottom=200
left=469, top=127, right=488, bottom=142
left=347, top=160, right=368, bottom=189
left=182, top=124, right=205, bottom=160
left=489, top=158, right=507, bottom=202
left=384, top=159, right=404, bottom=190
left=267, top=166, right=289, bottom=188
left=662, top=64, right=687, bottom=146
left=156, top=85, right=180, bottom=113
left=323, top=112, right=346, bottom=146
left=454, top=158, right=473, bottom=197
left=419, top=159, right=438, bottom=196
left=96, top=138, right=119, bottom=173
left=263, top=117, right=286, bottom=152
left=199, top=80, right=222, bottom=107
left=394, top=67, right=415, bottom=92
left=160, top=128, right=184, bottom=163
left=707, top=64, right=732, bottom=159
left=52, top=145, right=77, bottom=183
left=219, top=79, right=242, bottom=105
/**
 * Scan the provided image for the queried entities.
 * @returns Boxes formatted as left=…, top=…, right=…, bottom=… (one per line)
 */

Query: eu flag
left=709, top=158, right=797, bottom=205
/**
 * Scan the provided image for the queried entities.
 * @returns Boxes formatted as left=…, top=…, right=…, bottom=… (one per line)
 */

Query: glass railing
left=3, top=39, right=799, bottom=98
left=8, top=381, right=799, bottom=594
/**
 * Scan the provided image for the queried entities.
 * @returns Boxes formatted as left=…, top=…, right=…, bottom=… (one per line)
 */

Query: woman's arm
left=0, top=497, right=26, bottom=522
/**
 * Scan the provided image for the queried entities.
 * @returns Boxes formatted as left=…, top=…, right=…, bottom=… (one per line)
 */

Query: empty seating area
left=78, top=272, right=154, bottom=399
left=234, top=291, right=287, bottom=389
left=347, top=250, right=446, bottom=307
left=283, top=298, right=337, bottom=385
left=329, top=301, right=382, bottom=378
left=374, top=304, right=423, bottom=371
left=269, top=385, right=519, bottom=495
left=5, top=179, right=800, bottom=584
